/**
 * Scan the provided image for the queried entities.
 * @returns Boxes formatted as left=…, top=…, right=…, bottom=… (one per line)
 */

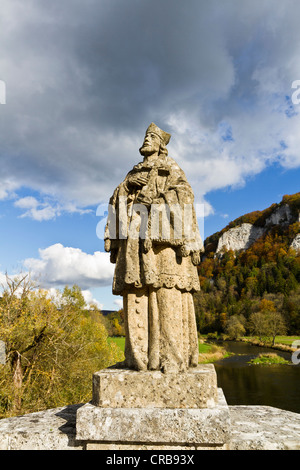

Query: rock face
left=214, top=200, right=300, bottom=256
left=216, top=223, right=265, bottom=254
left=291, top=234, right=300, bottom=252
left=265, top=204, right=294, bottom=225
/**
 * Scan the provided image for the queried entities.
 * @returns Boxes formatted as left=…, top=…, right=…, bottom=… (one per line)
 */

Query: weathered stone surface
left=76, top=388, right=230, bottom=445
left=92, top=365, right=218, bottom=409
left=0, top=404, right=85, bottom=450
left=229, top=405, right=300, bottom=450
left=85, top=442, right=228, bottom=450
left=1, top=401, right=300, bottom=450
left=104, top=123, right=203, bottom=374
left=216, top=223, right=265, bottom=255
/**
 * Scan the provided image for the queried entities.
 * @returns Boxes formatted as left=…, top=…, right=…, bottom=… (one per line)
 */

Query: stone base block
left=76, top=388, right=230, bottom=448
left=92, top=364, right=218, bottom=409
left=85, top=442, right=229, bottom=450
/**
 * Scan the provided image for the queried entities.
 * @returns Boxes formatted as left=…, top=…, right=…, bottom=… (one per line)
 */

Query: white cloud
left=23, top=243, right=114, bottom=289
left=82, top=289, right=104, bottom=310
left=0, top=179, right=19, bottom=201
left=14, top=196, right=59, bottom=221
left=14, top=196, right=38, bottom=209
left=13, top=196, right=93, bottom=221
left=113, top=298, right=123, bottom=310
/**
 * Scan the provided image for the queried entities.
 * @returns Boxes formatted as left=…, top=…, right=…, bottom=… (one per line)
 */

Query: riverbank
left=239, top=336, right=299, bottom=354
left=198, top=341, right=229, bottom=363
left=108, top=335, right=298, bottom=364
left=200, top=334, right=300, bottom=354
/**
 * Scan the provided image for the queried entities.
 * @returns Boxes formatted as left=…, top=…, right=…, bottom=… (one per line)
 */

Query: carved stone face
left=140, top=131, right=160, bottom=156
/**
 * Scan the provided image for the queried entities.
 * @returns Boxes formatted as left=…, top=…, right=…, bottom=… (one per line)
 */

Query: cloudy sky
left=1, top=0, right=300, bottom=309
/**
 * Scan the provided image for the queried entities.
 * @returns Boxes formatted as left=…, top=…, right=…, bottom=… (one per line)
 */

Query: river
left=214, top=341, right=300, bottom=414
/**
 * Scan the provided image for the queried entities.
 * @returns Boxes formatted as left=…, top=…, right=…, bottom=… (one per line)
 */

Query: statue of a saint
left=105, top=123, right=203, bottom=373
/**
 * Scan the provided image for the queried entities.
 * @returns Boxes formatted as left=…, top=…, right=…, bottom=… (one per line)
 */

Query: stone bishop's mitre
left=146, top=122, right=171, bottom=146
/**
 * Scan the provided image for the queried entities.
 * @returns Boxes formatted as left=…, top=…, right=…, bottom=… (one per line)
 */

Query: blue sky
left=1, top=0, right=300, bottom=309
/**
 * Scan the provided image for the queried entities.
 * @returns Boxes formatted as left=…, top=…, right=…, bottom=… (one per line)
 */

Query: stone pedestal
left=92, top=364, right=218, bottom=409
left=76, top=365, right=231, bottom=450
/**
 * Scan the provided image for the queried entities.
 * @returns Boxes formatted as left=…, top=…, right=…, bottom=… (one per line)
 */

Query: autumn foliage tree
left=0, top=275, right=124, bottom=418
left=225, top=314, right=246, bottom=340
left=248, top=299, right=287, bottom=345
left=194, top=195, right=300, bottom=335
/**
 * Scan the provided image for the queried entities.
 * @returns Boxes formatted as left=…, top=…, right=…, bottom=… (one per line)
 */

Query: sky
left=1, top=0, right=300, bottom=309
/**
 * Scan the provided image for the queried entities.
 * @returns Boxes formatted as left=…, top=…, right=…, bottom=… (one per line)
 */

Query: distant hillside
left=101, top=310, right=117, bottom=316
left=204, top=192, right=300, bottom=255
left=194, top=193, right=300, bottom=335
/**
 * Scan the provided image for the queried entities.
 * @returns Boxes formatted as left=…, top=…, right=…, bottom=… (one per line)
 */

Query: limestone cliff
left=205, top=192, right=300, bottom=256
left=291, top=234, right=300, bottom=253
left=216, top=224, right=265, bottom=255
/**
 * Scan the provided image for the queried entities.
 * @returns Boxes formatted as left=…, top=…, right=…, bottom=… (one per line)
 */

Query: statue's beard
left=139, top=145, right=157, bottom=158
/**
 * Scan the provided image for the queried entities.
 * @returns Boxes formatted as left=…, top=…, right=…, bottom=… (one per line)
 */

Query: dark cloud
left=1, top=0, right=300, bottom=215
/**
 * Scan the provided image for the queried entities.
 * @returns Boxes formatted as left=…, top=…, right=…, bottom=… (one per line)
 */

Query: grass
left=108, top=336, right=125, bottom=350
left=241, top=335, right=300, bottom=352
left=273, top=336, right=300, bottom=346
left=248, top=353, right=289, bottom=365
left=108, top=337, right=228, bottom=363
left=198, top=342, right=212, bottom=354
left=198, top=343, right=229, bottom=363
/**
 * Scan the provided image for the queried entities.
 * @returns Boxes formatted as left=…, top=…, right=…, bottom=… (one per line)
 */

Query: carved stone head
left=139, top=123, right=171, bottom=157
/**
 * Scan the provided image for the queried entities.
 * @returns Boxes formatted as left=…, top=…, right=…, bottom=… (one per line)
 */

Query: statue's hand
left=127, top=174, right=148, bottom=188
left=178, top=245, right=190, bottom=257
left=104, top=239, right=111, bottom=252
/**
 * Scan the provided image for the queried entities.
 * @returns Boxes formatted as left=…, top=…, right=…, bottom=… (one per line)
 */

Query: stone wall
left=1, top=402, right=300, bottom=450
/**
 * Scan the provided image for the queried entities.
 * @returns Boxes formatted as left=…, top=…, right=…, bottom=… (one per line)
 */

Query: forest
left=194, top=193, right=300, bottom=338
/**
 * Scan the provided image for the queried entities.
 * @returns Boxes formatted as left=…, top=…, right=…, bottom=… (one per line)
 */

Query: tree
left=248, top=312, right=269, bottom=342
left=0, top=275, right=124, bottom=418
left=225, top=315, right=246, bottom=340
left=61, top=284, right=86, bottom=309
left=265, top=311, right=287, bottom=346
left=248, top=301, right=287, bottom=345
left=259, top=298, right=276, bottom=313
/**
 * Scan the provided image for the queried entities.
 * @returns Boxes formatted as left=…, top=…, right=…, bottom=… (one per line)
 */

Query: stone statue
left=105, top=123, right=203, bottom=373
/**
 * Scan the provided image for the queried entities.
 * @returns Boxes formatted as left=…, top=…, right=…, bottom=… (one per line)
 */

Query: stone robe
left=105, top=154, right=203, bottom=373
